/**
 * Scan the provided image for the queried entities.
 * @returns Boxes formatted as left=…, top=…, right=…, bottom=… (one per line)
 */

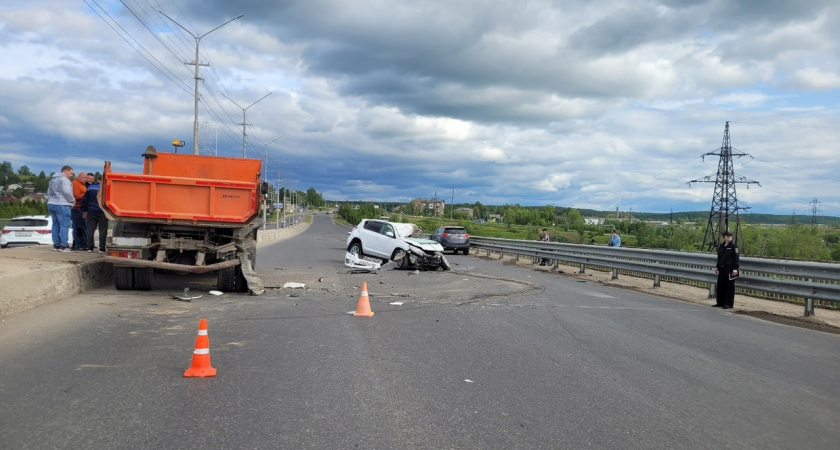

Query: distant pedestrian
left=539, top=228, right=551, bottom=266
left=81, top=177, right=108, bottom=252
left=609, top=230, right=621, bottom=247
left=713, top=230, right=740, bottom=309
left=46, top=166, right=75, bottom=252
left=71, top=171, right=88, bottom=250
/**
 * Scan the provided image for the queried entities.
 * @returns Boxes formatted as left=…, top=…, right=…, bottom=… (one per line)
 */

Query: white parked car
left=0, top=215, right=73, bottom=248
left=346, top=219, right=450, bottom=270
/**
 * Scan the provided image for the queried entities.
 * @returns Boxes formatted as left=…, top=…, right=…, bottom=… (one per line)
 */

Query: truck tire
left=134, top=267, right=155, bottom=291
left=217, top=266, right=238, bottom=293
left=235, top=266, right=249, bottom=293
left=114, top=266, right=134, bottom=290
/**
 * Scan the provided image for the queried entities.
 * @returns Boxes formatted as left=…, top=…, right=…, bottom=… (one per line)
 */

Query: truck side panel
left=100, top=152, right=262, bottom=227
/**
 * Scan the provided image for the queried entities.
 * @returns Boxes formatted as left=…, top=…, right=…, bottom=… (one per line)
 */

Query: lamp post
left=256, top=136, right=285, bottom=230
left=155, top=9, right=243, bottom=155
left=222, top=92, right=272, bottom=158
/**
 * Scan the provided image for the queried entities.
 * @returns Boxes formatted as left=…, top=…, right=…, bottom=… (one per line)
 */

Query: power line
left=735, top=105, right=840, bottom=122
left=84, top=0, right=192, bottom=95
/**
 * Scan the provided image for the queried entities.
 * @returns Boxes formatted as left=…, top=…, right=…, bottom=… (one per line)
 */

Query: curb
left=0, top=220, right=310, bottom=318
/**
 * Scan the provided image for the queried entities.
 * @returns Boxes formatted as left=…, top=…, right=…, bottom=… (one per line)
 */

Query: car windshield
left=7, top=219, right=48, bottom=227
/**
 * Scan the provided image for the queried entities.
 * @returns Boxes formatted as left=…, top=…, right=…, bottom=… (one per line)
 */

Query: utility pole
left=155, top=9, right=243, bottom=155
left=450, top=187, right=455, bottom=220
left=222, top=92, right=272, bottom=158
left=690, top=122, right=760, bottom=252
left=255, top=136, right=283, bottom=230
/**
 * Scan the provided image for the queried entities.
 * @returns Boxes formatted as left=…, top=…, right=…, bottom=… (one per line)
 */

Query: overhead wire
left=83, top=0, right=193, bottom=95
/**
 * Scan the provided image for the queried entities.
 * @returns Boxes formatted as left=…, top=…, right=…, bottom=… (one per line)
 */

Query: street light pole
left=256, top=136, right=284, bottom=230
left=222, top=92, right=272, bottom=158
left=155, top=9, right=243, bottom=155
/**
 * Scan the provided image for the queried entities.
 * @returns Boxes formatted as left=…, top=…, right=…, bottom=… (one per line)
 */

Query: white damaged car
left=346, top=219, right=450, bottom=270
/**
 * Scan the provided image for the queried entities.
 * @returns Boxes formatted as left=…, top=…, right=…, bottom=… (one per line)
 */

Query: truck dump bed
left=100, top=150, right=262, bottom=227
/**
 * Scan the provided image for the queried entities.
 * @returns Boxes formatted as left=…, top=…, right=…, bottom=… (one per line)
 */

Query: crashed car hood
left=403, top=237, right=443, bottom=251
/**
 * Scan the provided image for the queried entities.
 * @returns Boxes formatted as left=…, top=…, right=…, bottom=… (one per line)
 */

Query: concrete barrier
left=0, top=220, right=310, bottom=317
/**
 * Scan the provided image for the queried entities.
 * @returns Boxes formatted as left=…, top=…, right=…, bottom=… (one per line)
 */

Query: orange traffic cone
left=184, top=318, right=217, bottom=377
left=353, top=282, right=374, bottom=317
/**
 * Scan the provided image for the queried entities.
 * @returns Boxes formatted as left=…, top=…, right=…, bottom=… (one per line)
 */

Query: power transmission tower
left=689, top=122, right=760, bottom=252
left=807, top=197, right=822, bottom=230
left=790, top=210, right=797, bottom=225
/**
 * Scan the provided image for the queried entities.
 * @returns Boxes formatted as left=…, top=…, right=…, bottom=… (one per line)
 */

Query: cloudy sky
left=1, top=0, right=839, bottom=215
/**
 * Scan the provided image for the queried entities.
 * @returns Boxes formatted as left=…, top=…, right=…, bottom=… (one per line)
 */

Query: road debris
left=283, top=282, right=306, bottom=289
left=171, top=288, right=202, bottom=302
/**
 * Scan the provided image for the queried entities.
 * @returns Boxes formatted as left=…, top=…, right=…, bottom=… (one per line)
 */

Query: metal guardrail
left=471, top=236, right=840, bottom=315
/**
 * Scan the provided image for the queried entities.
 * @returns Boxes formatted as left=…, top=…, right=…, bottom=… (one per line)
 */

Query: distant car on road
left=346, top=219, right=449, bottom=270
left=431, top=225, right=470, bottom=254
left=0, top=215, right=73, bottom=248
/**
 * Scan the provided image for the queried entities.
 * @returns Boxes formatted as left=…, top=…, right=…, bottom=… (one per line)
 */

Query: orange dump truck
left=99, top=146, right=267, bottom=294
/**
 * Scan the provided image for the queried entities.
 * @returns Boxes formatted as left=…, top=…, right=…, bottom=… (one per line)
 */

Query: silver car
left=431, top=226, right=470, bottom=254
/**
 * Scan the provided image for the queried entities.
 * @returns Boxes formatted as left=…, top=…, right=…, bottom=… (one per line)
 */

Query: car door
left=431, top=226, right=444, bottom=243
left=374, top=222, right=398, bottom=257
left=361, top=220, right=386, bottom=258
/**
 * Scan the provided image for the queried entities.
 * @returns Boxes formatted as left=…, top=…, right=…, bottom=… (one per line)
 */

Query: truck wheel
left=217, top=266, right=238, bottom=292
left=114, top=267, right=134, bottom=290
left=134, top=267, right=155, bottom=291
left=235, top=266, right=249, bottom=293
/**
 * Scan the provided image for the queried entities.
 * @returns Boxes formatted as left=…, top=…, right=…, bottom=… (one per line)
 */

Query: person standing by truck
left=71, top=171, right=88, bottom=250
left=47, top=166, right=75, bottom=251
left=81, top=177, right=108, bottom=252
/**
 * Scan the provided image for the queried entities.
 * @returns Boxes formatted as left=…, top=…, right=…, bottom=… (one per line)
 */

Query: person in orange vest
left=70, top=171, right=88, bottom=250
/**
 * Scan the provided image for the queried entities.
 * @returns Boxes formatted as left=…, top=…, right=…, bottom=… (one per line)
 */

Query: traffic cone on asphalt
left=184, top=318, right=217, bottom=377
left=353, top=282, right=374, bottom=317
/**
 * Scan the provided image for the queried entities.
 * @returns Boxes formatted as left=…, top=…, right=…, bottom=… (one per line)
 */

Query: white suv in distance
left=0, top=215, right=73, bottom=248
left=346, top=219, right=450, bottom=270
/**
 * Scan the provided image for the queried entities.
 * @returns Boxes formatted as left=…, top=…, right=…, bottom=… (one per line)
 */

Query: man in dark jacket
left=81, top=179, right=108, bottom=252
left=713, top=230, right=740, bottom=309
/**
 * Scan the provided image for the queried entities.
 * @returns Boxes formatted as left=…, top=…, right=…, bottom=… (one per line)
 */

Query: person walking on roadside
left=713, top=230, right=740, bottom=309
left=608, top=229, right=621, bottom=247
left=71, top=171, right=88, bottom=250
left=538, top=228, right=551, bottom=266
left=81, top=177, right=108, bottom=252
left=46, top=166, right=76, bottom=252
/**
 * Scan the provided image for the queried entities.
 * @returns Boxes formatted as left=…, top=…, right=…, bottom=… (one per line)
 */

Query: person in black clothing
left=713, top=230, right=740, bottom=309
left=81, top=179, right=108, bottom=252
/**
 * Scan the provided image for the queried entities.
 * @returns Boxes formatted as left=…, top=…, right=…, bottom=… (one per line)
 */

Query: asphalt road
left=1, top=214, right=839, bottom=449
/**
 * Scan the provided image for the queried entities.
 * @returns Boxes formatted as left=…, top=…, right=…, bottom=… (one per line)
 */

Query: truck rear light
left=108, top=251, right=139, bottom=259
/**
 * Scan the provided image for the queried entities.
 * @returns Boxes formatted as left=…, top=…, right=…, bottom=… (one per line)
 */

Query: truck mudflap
left=238, top=250, right=264, bottom=295
left=104, top=257, right=239, bottom=273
